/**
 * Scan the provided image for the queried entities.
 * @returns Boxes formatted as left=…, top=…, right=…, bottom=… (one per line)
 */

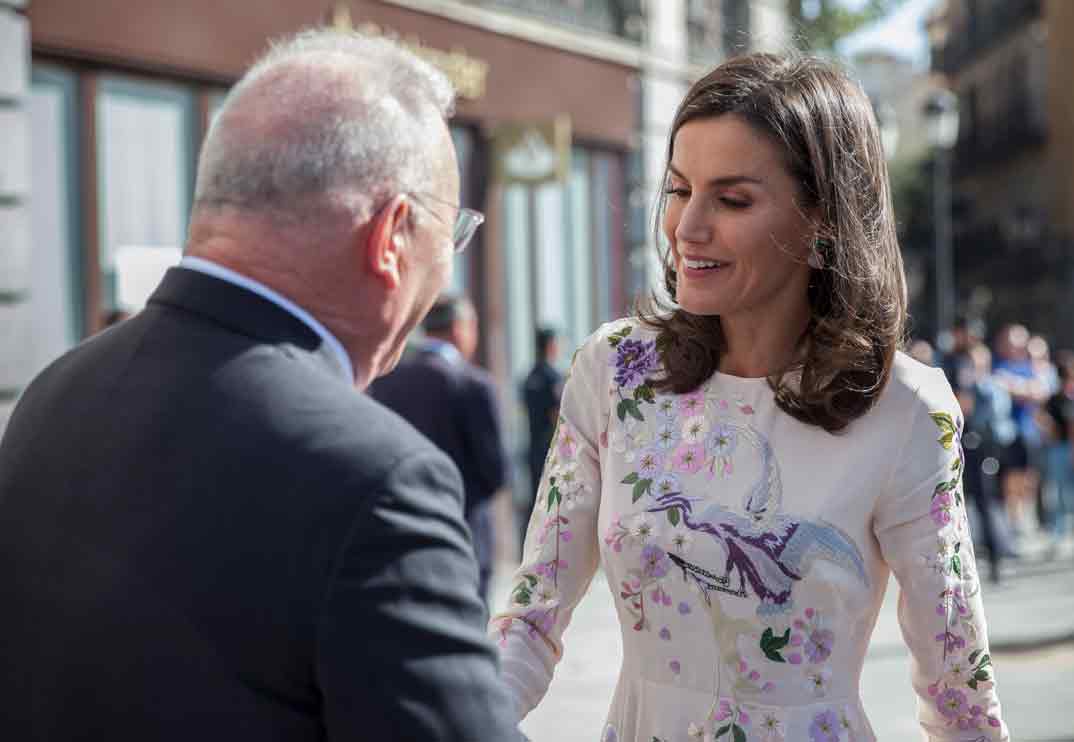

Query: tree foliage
left=787, top=0, right=908, bottom=51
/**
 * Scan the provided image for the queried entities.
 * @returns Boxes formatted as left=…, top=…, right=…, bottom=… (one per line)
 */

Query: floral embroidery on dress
left=921, top=411, right=1003, bottom=734
left=493, top=418, right=592, bottom=645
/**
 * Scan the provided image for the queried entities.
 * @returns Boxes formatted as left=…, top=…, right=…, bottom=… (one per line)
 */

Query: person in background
left=908, top=337, right=935, bottom=366
left=0, top=29, right=517, bottom=741
left=371, top=294, right=510, bottom=604
left=521, top=326, right=564, bottom=554
left=491, top=52, right=1007, bottom=741
left=1038, top=350, right=1074, bottom=552
left=992, top=323, right=1050, bottom=534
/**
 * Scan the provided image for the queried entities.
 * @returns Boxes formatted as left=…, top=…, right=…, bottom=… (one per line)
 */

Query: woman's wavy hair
left=641, top=52, right=906, bottom=434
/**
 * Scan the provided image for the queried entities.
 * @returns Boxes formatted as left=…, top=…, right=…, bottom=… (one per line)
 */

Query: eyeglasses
left=405, top=191, right=485, bottom=254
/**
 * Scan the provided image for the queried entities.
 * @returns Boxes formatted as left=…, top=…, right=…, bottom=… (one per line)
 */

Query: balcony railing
left=462, top=0, right=644, bottom=43
left=937, top=0, right=1042, bottom=73
left=953, top=97, right=1047, bottom=175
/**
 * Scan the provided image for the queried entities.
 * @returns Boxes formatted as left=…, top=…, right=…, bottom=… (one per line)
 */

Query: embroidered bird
left=652, top=493, right=868, bottom=616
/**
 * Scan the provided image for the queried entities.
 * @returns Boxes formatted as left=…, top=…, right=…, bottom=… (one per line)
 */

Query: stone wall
left=0, top=0, right=30, bottom=432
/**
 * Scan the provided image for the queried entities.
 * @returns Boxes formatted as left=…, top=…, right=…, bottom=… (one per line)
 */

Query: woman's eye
left=664, top=187, right=690, bottom=199
left=719, top=197, right=749, bottom=209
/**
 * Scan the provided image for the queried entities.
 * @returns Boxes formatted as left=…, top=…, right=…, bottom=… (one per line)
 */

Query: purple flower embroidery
left=937, top=688, right=968, bottom=719
left=611, top=338, right=659, bottom=389
left=807, top=708, right=842, bottom=742
left=804, top=628, right=835, bottom=663
left=931, top=491, right=955, bottom=527
left=809, top=710, right=841, bottom=742
left=641, top=544, right=670, bottom=579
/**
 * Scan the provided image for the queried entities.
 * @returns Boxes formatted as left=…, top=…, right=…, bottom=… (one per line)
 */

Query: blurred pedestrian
left=908, top=337, right=935, bottom=366
left=520, top=326, right=564, bottom=553
left=491, top=52, right=1008, bottom=741
left=1038, top=350, right=1074, bottom=551
left=371, top=294, right=510, bottom=603
left=992, top=323, right=1050, bottom=534
left=0, top=29, right=518, bottom=741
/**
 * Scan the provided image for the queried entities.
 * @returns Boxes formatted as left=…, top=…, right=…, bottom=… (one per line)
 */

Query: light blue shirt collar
left=180, top=255, right=354, bottom=382
left=421, top=337, right=463, bottom=365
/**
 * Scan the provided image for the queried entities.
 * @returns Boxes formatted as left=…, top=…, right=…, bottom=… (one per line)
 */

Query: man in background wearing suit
left=520, top=327, right=563, bottom=553
left=371, top=295, right=509, bottom=604
left=0, top=30, right=518, bottom=741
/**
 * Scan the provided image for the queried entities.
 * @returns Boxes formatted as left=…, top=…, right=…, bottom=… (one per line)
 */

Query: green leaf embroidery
left=760, top=626, right=791, bottom=662
left=714, top=724, right=731, bottom=740
left=631, top=478, right=652, bottom=503
left=732, top=725, right=747, bottom=742
left=608, top=326, right=633, bottom=348
left=930, top=411, right=958, bottom=450
left=951, top=554, right=962, bottom=578
left=968, top=678, right=978, bottom=691
left=974, top=669, right=991, bottom=681
left=546, top=486, right=561, bottom=510
left=634, top=383, right=655, bottom=404
left=617, top=399, right=630, bottom=422
left=626, top=399, right=645, bottom=422
left=969, top=649, right=982, bottom=665
left=621, top=472, right=640, bottom=484
left=955, top=541, right=961, bottom=553
left=666, top=507, right=680, bottom=527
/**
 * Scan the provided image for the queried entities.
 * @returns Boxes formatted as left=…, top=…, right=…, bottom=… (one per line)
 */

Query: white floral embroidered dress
left=491, top=320, right=1009, bottom=742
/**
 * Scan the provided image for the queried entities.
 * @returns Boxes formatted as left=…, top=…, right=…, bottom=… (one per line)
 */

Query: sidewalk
left=491, top=531, right=1074, bottom=742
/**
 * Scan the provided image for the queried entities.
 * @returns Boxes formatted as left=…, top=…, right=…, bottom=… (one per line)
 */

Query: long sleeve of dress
left=873, top=368, right=1010, bottom=741
left=489, top=332, right=606, bottom=720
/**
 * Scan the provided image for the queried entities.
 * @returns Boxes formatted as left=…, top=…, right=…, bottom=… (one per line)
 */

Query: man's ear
left=365, top=194, right=410, bottom=290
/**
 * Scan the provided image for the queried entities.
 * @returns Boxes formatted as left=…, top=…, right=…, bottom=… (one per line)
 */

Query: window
left=97, top=76, right=196, bottom=312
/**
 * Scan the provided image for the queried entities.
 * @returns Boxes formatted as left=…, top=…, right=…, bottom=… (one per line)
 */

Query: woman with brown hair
left=491, top=52, right=1008, bottom=741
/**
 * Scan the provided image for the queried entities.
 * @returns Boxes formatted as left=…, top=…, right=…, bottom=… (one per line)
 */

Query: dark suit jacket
left=522, top=361, right=563, bottom=497
left=369, top=344, right=509, bottom=577
left=0, top=268, right=517, bottom=741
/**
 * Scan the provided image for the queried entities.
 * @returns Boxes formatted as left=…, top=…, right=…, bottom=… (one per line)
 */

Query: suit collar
left=180, top=256, right=353, bottom=381
left=148, top=267, right=352, bottom=384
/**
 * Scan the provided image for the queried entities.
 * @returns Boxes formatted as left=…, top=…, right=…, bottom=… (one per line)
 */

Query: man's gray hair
left=193, top=28, right=455, bottom=220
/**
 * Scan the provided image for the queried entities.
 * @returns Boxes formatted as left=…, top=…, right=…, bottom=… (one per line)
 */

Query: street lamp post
left=923, top=89, right=960, bottom=345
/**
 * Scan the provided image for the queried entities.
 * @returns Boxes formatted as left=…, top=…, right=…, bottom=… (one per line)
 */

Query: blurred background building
left=929, top=0, right=1074, bottom=346
left=0, top=0, right=790, bottom=499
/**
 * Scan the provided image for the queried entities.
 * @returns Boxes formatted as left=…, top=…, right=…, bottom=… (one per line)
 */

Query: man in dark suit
left=371, top=295, right=509, bottom=603
left=520, top=327, right=563, bottom=552
left=0, top=30, right=517, bottom=741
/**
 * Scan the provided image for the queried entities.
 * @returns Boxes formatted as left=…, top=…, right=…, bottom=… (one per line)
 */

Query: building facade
left=931, top=0, right=1074, bottom=346
left=0, top=0, right=790, bottom=493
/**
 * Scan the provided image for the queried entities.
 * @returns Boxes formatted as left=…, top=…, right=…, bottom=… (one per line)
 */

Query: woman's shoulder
left=572, top=317, right=660, bottom=365
left=871, top=351, right=960, bottom=430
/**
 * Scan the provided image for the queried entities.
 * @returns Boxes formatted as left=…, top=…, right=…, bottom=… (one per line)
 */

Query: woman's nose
left=675, top=199, right=713, bottom=244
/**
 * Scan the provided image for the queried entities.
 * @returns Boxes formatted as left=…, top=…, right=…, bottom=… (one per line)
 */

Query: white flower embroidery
left=805, top=666, right=832, bottom=697
left=670, top=529, right=695, bottom=554
left=758, top=712, right=786, bottom=742
left=534, top=579, right=557, bottom=605
left=681, top=415, right=710, bottom=444
left=629, top=513, right=655, bottom=543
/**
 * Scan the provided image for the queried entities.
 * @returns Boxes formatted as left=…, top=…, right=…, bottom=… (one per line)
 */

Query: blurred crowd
left=910, top=319, right=1074, bottom=582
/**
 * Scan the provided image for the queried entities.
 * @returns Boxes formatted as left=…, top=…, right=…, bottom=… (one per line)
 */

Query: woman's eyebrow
left=668, top=163, right=764, bottom=187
